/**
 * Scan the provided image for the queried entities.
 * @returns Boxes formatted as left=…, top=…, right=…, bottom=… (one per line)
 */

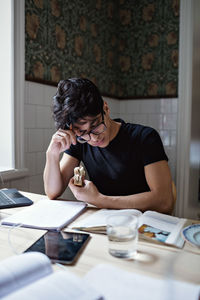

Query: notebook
left=1, top=199, right=87, bottom=231
left=0, top=189, right=33, bottom=209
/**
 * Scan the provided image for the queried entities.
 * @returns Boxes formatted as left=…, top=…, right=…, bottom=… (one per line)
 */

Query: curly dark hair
left=53, top=78, right=104, bottom=129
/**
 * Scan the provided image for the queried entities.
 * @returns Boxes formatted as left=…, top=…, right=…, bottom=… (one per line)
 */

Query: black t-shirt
left=65, top=119, right=168, bottom=196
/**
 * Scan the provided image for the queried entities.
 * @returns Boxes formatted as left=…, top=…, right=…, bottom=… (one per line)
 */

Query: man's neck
left=109, top=119, right=121, bottom=142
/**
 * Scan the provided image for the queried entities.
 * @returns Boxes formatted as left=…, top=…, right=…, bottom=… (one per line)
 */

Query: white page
left=143, top=211, right=185, bottom=225
left=72, top=208, right=142, bottom=229
left=3, top=271, right=103, bottom=300
left=165, top=219, right=186, bottom=245
left=1, top=200, right=86, bottom=230
left=0, top=252, right=52, bottom=298
left=84, top=264, right=200, bottom=300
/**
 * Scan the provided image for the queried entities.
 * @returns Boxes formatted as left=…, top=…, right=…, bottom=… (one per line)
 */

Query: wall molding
left=176, top=0, right=200, bottom=218
left=14, top=0, right=25, bottom=171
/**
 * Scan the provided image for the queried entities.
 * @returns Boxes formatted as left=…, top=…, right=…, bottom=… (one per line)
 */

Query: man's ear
left=103, top=101, right=110, bottom=114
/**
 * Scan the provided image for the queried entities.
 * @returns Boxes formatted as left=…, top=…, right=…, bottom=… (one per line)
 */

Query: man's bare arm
left=43, top=129, right=79, bottom=199
left=69, top=160, right=174, bottom=214
left=44, top=152, right=79, bottom=199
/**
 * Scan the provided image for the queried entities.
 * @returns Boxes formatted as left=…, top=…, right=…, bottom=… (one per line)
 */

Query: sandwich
left=73, top=166, right=85, bottom=186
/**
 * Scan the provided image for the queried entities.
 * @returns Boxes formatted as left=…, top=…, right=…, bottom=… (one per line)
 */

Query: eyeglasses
left=76, top=113, right=107, bottom=144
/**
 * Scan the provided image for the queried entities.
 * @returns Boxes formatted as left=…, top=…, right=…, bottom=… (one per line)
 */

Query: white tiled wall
left=7, top=82, right=178, bottom=199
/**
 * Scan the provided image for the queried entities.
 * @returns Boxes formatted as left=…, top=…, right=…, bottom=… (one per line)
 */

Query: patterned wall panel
left=25, top=0, right=179, bottom=99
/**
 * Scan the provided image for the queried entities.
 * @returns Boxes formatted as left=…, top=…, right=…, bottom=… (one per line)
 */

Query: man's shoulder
left=117, top=119, right=156, bottom=138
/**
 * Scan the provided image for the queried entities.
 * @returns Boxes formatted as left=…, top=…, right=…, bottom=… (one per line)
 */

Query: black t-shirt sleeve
left=64, top=143, right=82, bottom=161
left=140, top=127, right=168, bottom=166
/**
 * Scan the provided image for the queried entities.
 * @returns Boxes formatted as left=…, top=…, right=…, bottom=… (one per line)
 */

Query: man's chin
left=90, top=137, right=107, bottom=147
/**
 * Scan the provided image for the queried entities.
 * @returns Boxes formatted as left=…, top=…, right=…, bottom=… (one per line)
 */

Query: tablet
left=24, top=231, right=90, bottom=265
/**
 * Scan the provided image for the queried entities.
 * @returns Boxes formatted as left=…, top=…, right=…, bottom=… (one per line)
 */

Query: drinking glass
left=106, top=213, right=138, bottom=259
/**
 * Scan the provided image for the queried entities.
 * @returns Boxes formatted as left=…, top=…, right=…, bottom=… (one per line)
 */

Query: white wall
left=4, top=81, right=178, bottom=201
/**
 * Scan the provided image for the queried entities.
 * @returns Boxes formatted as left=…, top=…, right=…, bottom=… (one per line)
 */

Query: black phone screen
left=24, top=231, right=90, bottom=265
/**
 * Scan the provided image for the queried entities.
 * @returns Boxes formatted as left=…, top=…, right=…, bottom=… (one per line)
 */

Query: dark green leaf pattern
left=25, top=0, right=179, bottom=98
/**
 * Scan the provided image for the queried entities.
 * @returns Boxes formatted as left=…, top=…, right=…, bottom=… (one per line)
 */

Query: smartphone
left=24, top=231, right=90, bottom=265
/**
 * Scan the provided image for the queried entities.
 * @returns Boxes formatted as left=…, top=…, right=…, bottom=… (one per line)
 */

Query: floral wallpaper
left=25, top=0, right=179, bottom=98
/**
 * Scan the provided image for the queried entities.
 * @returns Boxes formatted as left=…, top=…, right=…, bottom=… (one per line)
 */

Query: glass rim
left=106, top=213, right=138, bottom=226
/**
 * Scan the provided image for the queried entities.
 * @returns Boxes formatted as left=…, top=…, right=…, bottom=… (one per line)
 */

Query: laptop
left=0, top=189, right=33, bottom=209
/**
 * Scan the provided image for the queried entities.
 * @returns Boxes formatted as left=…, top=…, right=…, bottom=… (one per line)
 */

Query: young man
left=44, top=78, right=174, bottom=213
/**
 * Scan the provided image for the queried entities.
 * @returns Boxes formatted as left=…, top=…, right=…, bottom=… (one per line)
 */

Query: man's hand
left=69, top=178, right=103, bottom=207
left=47, top=128, right=77, bottom=158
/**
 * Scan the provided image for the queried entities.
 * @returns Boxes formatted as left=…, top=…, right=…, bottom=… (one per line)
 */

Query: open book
left=0, top=252, right=102, bottom=300
left=71, top=209, right=186, bottom=248
left=0, top=252, right=199, bottom=300
left=1, top=200, right=86, bottom=231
